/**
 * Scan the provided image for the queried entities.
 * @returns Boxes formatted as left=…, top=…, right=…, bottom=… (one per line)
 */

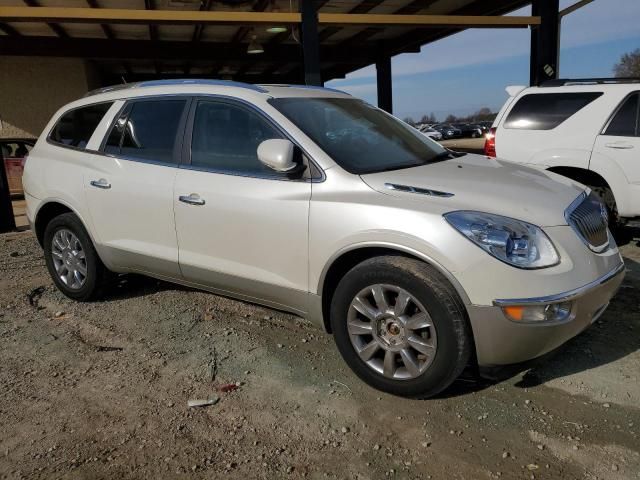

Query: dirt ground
left=1, top=229, right=639, bottom=480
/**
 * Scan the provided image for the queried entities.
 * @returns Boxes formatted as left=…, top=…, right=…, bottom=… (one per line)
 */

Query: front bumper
left=468, top=262, right=625, bottom=366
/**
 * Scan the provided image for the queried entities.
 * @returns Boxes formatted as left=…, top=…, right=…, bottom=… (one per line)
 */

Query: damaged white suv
left=23, top=80, right=624, bottom=398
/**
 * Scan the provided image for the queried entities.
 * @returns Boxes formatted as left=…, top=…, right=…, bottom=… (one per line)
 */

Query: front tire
left=330, top=256, right=473, bottom=398
left=43, top=212, right=111, bottom=301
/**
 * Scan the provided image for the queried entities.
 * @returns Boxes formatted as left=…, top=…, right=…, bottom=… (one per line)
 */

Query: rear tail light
left=484, top=127, right=496, bottom=157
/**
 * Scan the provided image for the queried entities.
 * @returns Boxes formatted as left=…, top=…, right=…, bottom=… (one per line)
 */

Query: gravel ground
left=1, top=229, right=639, bottom=480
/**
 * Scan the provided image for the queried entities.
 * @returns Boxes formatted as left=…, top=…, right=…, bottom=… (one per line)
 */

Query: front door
left=174, top=98, right=311, bottom=314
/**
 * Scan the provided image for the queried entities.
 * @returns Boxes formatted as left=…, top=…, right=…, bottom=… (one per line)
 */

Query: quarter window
left=49, top=102, right=113, bottom=149
left=604, top=93, right=639, bottom=137
left=103, top=99, right=187, bottom=163
left=504, top=92, right=603, bottom=130
left=190, top=101, right=284, bottom=176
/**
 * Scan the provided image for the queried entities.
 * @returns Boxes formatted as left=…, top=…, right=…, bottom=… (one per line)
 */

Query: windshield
left=269, top=97, right=449, bottom=174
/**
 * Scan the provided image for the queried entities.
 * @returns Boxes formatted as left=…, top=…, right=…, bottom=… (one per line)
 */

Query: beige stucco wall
left=0, top=57, right=95, bottom=139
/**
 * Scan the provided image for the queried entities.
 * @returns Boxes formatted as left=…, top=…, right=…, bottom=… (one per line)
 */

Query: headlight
left=444, top=211, right=559, bottom=269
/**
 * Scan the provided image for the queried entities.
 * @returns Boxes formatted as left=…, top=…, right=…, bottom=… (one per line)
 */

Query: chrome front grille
left=565, top=191, right=609, bottom=253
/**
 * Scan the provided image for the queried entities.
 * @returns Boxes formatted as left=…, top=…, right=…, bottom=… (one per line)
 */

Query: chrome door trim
left=172, top=263, right=309, bottom=317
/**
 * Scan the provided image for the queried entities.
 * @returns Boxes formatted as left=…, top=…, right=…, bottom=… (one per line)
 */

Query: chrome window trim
left=493, top=262, right=625, bottom=307
left=182, top=94, right=326, bottom=183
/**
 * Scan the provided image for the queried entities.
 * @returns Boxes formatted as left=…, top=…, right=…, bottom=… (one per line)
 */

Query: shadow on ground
left=93, top=229, right=640, bottom=400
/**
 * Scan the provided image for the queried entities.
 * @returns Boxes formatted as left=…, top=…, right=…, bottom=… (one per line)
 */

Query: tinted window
left=50, top=103, right=113, bottom=149
left=105, top=100, right=187, bottom=163
left=190, top=101, right=284, bottom=176
left=270, top=98, right=452, bottom=175
left=504, top=92, right=602, bottom=130
left=604, top=93, right=639, bottom=137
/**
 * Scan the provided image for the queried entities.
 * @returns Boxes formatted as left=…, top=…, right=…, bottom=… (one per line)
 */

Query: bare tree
left=614, top=49, right=640, bottom=77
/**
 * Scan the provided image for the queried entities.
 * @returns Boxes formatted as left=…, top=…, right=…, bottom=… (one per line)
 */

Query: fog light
left=502, top=301, right=573, bottom=323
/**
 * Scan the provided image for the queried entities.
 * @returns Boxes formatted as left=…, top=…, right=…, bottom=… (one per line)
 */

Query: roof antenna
left=121, top=75, right=127, bottom=84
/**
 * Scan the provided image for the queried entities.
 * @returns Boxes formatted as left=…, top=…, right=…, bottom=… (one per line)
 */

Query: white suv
left=486, top=79, right=640, bottom=225
left=24, top=80, right=624, bottom=398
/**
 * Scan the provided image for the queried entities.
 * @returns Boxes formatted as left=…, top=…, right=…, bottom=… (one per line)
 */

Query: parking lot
left=1, top=228, right=639, bottom=479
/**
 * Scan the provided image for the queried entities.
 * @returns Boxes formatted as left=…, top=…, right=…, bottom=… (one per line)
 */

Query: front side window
left=103, top=99, right=187, bottom=163
left=49, top=102, right=113, bottom=149
left=604, top=93, right=639, bottom=137
left=269, top=97, right=450, bottom=175
left=504, top=92, right=603, bottom=130
left=190, top=101, right=284, bottom=176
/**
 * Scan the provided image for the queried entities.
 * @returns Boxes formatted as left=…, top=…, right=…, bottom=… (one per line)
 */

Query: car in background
left=477, top=121, right=494, bottom=134
left=486, top=78, right=640, bottom=226
left=1, top=138, right=35, bottom=196
left=432, top=123, right=462, bottom=139
left=452, top=123, right=484, bottom=138
left=418, top=125, right=443, bottom=141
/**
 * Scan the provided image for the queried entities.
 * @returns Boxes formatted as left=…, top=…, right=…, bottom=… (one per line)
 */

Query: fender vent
left=384, top=183, right=454, bottom=198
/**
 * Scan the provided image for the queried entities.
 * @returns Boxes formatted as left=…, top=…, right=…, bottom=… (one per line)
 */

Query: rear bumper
left=468, top=262, right=625, bottom=366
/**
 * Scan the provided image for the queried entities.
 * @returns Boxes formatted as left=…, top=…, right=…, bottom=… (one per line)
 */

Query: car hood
left=360, top=154, right=585, bottom=227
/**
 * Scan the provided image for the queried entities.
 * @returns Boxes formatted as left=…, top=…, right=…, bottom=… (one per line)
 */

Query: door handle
left=605, top=143, right=634, bottom=150
left=179, top=194, right=206, bottom=206
left=90, top=178, right=111, bottom=189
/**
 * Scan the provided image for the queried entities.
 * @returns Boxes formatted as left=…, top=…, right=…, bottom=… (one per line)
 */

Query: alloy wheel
left=347, top=284, right=437, bottom=380
left=51, top=229, right=88, bottom=290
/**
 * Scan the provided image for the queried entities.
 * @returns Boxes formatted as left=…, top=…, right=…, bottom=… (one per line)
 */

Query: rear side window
left=103, top=99, right=187, bottom=164
left=49, top=102, right=113, bottom=149
left=604, top=93, right=639, bottom=137
left=504, top=92, right=602, bottom=130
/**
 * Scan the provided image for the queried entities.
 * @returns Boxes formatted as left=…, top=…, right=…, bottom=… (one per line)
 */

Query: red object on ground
left=217, top=383, right=239, bottom=393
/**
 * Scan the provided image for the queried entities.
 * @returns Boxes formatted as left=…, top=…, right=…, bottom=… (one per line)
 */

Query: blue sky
left=326, top=0, right=640, bottom=121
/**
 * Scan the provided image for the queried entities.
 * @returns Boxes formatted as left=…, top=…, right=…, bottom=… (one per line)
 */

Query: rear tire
left=43, top=212, right=111, bottom=301
left=330, top=256, right=473, bottom=398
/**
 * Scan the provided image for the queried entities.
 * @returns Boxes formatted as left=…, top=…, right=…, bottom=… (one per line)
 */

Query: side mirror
left=257, top=139, right=298, bottom=173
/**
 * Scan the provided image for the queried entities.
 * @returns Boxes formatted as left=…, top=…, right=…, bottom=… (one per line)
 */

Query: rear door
left=173, top=97, right=311, bottom=314
left=83, top=96, right=190, bottom=277
left=592, top=92, right=640, bottom=185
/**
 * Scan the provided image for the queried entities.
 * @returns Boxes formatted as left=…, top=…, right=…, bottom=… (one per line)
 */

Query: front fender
left=315, top=236, right=473, bottom=306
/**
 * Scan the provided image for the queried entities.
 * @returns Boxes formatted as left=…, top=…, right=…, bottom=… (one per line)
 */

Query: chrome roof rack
left=259, top=84, right=350, bottom=95
left=541, top=77, right=640, bottom=87
left=84, top=78, right=268, bottom=98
